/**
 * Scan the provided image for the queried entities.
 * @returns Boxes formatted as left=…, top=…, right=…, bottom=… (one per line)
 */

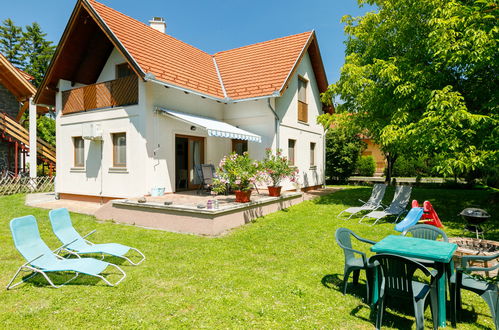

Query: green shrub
left=389, top=156, right=436, bottom=177
left=356, top=156, right=375, bottom=176
left=325, top=129, right=364, bottom=182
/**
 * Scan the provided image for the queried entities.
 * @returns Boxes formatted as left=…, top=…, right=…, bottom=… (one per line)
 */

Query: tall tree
left=22, top=22, right=55, bottom=87
left=321, top=0, right=498, bottom=183
left=0, top=19, right=24, bottom=67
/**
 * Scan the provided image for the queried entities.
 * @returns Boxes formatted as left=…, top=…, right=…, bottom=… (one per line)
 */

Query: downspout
left=267, top=98, right=280, bottom=150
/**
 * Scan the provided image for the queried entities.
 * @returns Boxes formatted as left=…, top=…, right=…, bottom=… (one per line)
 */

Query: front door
left=175, top=135, right=204, bottom=191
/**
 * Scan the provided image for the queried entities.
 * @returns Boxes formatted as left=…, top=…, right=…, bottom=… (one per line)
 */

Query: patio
left=95, top=188, right=337, bottom=236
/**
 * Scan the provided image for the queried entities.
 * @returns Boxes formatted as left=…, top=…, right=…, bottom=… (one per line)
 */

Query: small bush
left=356, top=156, right=376, bottom=176
left=390, top=156, right=436, bottom=177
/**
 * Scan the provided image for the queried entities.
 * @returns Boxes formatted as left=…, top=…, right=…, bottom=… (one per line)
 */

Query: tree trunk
left=385, top=154, right=398, bottom=184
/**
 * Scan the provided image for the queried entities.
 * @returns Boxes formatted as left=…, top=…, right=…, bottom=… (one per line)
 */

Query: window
left=310, top=142, right=316, bottom=167
left=288, top=139, right=296, bottom=166
left=232, top=139, right=248, bottom=155
left=298, top=76, right=308, bottom=123
left=116, top=63, right=133, bottom=79
left=73, top=137, right=84, bottom=168
left=112, top=133, right=127, bottom=167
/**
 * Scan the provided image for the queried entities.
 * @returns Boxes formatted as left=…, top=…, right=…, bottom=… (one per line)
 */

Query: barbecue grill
left=459, top=207, right=491, bottom=238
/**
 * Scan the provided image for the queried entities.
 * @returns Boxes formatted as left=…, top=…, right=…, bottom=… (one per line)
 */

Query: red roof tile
left=86, top=0, right=321, bottom=101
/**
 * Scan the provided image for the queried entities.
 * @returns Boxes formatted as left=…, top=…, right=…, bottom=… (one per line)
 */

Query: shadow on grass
left=314, top=186, right=499, bottom=240
left=321, top=273, right=370, bottom=303
left=11, top=265, right=125, bottom=289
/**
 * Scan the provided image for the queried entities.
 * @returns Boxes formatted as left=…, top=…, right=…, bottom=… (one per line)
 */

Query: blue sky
left=2, top=0, right=375, bottom=84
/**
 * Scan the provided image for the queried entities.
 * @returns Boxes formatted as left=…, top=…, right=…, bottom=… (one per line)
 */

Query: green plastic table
left=371, top=235, right=457, bottom=328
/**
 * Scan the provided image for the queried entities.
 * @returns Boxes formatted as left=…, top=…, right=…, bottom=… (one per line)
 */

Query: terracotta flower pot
left=234, top=190, right=252, bottom=203
left=268, top=186, right=282, bottom=197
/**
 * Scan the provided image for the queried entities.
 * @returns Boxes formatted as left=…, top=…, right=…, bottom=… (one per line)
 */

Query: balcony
left=61, top=75, right=138, bottom=115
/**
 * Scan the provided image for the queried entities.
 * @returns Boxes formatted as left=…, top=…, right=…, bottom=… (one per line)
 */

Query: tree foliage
left=0, top=19, right=24, bottom=67
left=22, top=23, right=55, bottom=87
left=0, top=19, right=56, bottom=146
left=0, top=19, right=55, bottom=87
left=321, top=114, right=366, bottom=182
left=321, top=0, right=498, bottom=183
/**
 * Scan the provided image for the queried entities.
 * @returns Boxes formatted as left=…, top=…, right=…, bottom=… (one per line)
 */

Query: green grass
left=0, top=186, right=497, bottom=329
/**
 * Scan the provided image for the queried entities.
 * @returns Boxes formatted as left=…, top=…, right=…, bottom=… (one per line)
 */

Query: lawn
left=0, top=186, right=497, bottom=329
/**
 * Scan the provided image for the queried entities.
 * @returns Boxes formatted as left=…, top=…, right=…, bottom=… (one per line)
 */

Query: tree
left=22, top=23, right=55, bottom=87
left=319, top=113, right=366, bottom=182
left=0, top=19, right=24, bottom=67
left=321, top=0, right=498, bottom=183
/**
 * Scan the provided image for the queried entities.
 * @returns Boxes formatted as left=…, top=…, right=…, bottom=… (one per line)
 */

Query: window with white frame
left=310, top=142, right=316, bottom=167
left=73, top=137, right=84, bottom=168
left=112, top=132, right=127, bottom=167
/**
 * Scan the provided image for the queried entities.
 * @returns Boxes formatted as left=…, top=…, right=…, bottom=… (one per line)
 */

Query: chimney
left=149, top=17, right=166, bottom=33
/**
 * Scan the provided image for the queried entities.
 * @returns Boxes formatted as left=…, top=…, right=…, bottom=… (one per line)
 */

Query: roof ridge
left=212, top=56, right=228, bottom=99
left=88, top=0, right=211, bottom=57
left=213, top=31, right=314, bottom=56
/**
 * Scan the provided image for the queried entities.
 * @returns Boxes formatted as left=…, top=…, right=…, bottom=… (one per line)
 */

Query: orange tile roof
left=89, top=0, right=224, bottom=99
left=214, top=32, right=312, bottom=100
left=87, top=0, right=320, bottom=101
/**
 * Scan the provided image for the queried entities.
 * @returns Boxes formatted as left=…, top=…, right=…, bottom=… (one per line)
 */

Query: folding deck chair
left=359, top=185, right=412, bottom=225
left=7, top=215, right=126, bottom=289
left=337, top=183, right=387, bottom=220
left=49, top=208, right=145, bottom=266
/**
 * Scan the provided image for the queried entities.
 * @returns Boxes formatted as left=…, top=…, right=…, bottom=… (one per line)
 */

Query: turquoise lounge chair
left=7, top=215, right=126, bottom=289
left=49, top=208, right=145, bottom=265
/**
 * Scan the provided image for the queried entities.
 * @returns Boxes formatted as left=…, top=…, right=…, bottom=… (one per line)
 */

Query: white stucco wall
left=275, top=52, right=325, bottom=190
left=55, top=48, right=324, bottom=198
left=55, top=76, right=148, bottom=198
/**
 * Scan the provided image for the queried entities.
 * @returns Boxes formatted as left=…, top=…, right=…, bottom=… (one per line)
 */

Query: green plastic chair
left=369, top=254, right=438, bottom=330
left=7, top=215, right=126, bottom=289
left=450, top=252, right=499, bottom=329
left=402, top=224, right=449, bottom=242
left=335, top=228, right=376, bottom=303
left=49, top=208, right=145, bottom=265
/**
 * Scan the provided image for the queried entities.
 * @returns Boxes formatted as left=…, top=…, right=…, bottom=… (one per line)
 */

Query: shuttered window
left=298, top=76, right=308, bottom=123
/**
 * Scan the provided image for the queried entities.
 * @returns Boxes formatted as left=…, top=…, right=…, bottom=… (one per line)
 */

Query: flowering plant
left=213, top=152, right=259, bottom=193
left=259, top=148, right=298, bottom=187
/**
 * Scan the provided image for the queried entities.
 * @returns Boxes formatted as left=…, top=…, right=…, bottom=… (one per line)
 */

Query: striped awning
left=156, top=107, right=262, bottom=142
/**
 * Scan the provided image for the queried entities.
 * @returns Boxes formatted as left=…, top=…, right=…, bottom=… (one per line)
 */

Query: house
left=360, top=137, right=386, bottom=176
left=0, top=53, right=55, bottom=177
left=34, top=0, right=330, bottom=201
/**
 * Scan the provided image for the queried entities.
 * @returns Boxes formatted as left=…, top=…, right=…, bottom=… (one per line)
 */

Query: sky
left=1, top=0, right=375, bottom=84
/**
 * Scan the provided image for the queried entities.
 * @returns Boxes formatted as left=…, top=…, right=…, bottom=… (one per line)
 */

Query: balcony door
left=175, top=135, right=204, bottom=191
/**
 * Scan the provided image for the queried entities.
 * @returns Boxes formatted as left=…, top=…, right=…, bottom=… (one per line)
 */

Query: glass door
left=175, top=135, right=204, bottom=191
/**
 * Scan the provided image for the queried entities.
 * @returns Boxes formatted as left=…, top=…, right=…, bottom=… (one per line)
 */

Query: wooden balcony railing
left=62, top=75, right=138, bottom=115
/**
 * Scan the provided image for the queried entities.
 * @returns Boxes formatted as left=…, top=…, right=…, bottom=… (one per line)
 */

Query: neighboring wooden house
left=361, top=138, right=386, bottom=176
left=0, top=54, right=55, bottom=177
left=34, top=0, right=330, bottom=201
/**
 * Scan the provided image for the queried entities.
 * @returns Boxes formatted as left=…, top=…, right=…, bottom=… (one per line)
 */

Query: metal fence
left=0, top=176, right=54, bottom=195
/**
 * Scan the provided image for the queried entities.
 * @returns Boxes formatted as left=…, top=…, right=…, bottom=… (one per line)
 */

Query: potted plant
left=213, top=152, right=258, bottom=203
left=260, top=148, right=298, bottom=197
